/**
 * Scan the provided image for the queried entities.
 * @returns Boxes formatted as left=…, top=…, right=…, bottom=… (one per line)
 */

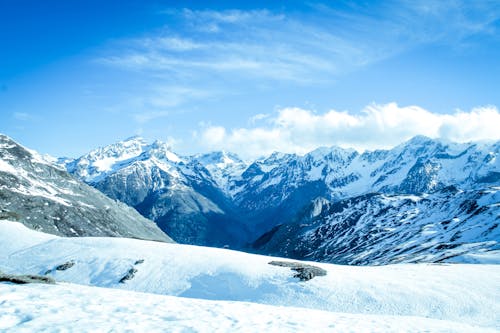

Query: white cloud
left=93, top=10, right=384, bottom=83
left=197, top=103, right=500, bottom=159
left=201, top=126, right=226, bottom=147
left=182, top=9, right=279, bottom=24
left=249, top=113, right=270, bottom=124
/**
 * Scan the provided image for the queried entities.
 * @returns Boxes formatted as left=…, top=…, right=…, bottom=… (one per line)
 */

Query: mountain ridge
left=0, top=134, right=173, bottom=242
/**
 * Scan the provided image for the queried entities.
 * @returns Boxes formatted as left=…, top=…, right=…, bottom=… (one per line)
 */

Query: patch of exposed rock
left=45, top=260, right=75, bottom=275
left=269, top=261, right=327, bottom=281
left=0, top=271, right=55, bottom=285
left=119, top=268, right=138, bottom=283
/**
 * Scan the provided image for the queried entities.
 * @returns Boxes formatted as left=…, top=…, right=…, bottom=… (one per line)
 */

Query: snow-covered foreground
left=1, top=283, right=496, bottom=333
left=1, top=220, right=499, bottom=331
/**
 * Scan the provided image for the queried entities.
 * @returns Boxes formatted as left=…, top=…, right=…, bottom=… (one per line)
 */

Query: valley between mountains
left=61, top=134, right=499, bottom=265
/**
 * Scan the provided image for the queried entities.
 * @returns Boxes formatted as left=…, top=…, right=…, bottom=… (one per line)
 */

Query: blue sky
left=1, top=0, right=500, bottom=158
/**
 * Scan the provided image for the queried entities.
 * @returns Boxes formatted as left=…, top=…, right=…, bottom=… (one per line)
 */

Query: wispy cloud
left=92, top=2, right=500, bottom=146
left=249, top=113, right=270, bottom=125
left=197, top=103, right=500, bottom=159
left=108, top=85, right=214, bottom=124
left=97, top=2, right=500, bottom=85
left=12, top=112, right=35, bottom=121
left=95, top=9, right=378, bottom=83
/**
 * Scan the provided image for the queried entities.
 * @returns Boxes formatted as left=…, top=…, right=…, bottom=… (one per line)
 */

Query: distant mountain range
left=60, top=135, right=499, bottom=264
left=1, top=132, right=498, bottom=263
left=0, top=134, right=172, bottom=242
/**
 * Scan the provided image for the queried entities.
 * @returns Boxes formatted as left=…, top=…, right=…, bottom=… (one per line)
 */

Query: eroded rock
left=119, top=268, right=138, bottom=283
left=0, top=272, right=55, bottom=284
left=269, top=261, right=327, bottom=281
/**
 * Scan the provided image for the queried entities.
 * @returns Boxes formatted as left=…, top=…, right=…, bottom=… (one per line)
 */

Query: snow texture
left=1, top=283, right=496, bottom=333
left=1, top=220, right=499, bottom=331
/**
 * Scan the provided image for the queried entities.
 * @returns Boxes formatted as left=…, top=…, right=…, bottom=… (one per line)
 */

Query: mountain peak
left=404, top=135, right=435, bottom=146
left=119, top=135, right=148, bottom=148
left=307, top=145, right=358, bottom=161
left=123, top=134, right=144, bottom=142
left=196, top=151, right=243, bottom=166
left=146, top=140, right=182, bottom=163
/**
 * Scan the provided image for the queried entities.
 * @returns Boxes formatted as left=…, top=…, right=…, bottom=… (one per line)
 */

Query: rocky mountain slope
left=64, top=135, right=499, bottom=264
left=228, top=136, right=499, bottom=233
left=66, top=136, right=245, bottom=246
left=254, top=187, right=500, bottom=264
left=0, top=134, right=172, bottom=242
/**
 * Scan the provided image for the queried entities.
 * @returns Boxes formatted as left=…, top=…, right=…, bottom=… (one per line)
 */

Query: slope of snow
left=0, top=159, right=17, bottom=173
left=1, top=283, right=495, bottom=333
left=1, top=221, right=498, bottom=330
left=0, top=220, right=56, bottom=253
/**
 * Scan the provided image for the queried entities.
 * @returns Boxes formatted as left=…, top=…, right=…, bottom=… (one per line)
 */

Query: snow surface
left=0, top=159, right=17, bottom=174
left=1, top=220, right=499, bottom=331
left=1, top=283, right=496, bottom=333
left=0, top=220, right=56, bottom=254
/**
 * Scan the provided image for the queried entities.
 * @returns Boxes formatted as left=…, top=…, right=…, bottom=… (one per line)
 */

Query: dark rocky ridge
left=268, top=261, right=327, bottom=281
left=0, top=134, right=172, bottom=242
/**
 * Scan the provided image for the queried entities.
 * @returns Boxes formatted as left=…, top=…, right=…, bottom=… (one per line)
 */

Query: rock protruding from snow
left=0, top=271, right=55, bottom=285
left=268, top=261, right=327, bottom=281
left=119, top=268, right=138, bottom=283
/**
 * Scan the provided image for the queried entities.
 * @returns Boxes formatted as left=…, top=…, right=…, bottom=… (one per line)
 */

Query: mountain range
left=61, top=134, right=499, bottom=264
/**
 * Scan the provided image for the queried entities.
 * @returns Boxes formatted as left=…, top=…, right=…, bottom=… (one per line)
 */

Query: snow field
left=1, top=220, right=499, bottom=331
left=0, top=283, right=496, bottom=333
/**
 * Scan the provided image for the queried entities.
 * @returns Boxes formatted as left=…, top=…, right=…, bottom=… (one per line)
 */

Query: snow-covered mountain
left=193, top=150, right=248, bottom=192
left=66, top=136, right=246, bottom=246
left=1, top=220, right=498, bottom=331
left=0, top=134, right=171, bottom=242
left=64, top=135, right=499, bottom=264
left=254, top=187, right=500, bottom=264
left=230, top=136, right=499, bottom=231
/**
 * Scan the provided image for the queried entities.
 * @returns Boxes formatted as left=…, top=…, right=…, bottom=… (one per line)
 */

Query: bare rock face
left=45, top=260, right=75, bottom=275
left=0, top=134, right=173, bottom=243
left=0, top=271, right=55, bottom=285
left=119, top=268, right=138, bottom=283
left=268, top=261, right=327, bottom=281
